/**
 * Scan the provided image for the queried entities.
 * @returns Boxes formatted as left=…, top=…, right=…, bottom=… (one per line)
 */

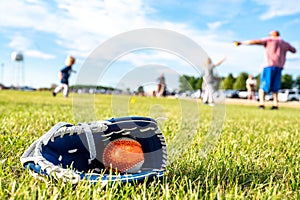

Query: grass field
left=0, top=90, right=299, bottom=199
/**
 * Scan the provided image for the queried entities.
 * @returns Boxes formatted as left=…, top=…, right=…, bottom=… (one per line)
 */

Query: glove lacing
left=35, top=121, right=109, bottom=184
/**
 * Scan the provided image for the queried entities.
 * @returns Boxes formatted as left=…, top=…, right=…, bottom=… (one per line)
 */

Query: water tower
left=11, top=51, right=24, bottom=88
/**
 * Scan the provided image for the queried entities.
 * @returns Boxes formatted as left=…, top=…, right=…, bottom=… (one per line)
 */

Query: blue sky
left=0, top=0, right=299, bottom=91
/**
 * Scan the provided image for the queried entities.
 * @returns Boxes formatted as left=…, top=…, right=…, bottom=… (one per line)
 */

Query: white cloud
left=207, top=21, right=227, bottom=30
left=0, top=0, right=299, bottom=88
left=0, top=1, right=50, bottom=28
left=7, top=34, right=55, bottom=60
left=25, top=50, right=55, bottom=60
left=0, top=0, right=232, bottom=61
left=255, top=0, right=300, bottom=20
left=0, top=0, right=160, bottom=58
left=119, top=51, right=191, bottom=67
left=8, top=35, right=31, bottom=50
left=197, top=0, right=243, bottom=18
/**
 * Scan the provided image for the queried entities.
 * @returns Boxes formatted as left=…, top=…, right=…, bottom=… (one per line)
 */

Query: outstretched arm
left=234, top=39, right=265, bottom=46
left=289, top=45, right=297, bottom=53
left=214, top=56, right=227, bottom=67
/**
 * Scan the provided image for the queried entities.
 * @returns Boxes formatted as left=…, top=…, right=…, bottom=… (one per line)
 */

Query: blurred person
left=157, top=73, right=167, bottom=97
left=235, top=30, right=296, bottom=109
left=246, top=74, right=257, bottom=100
left=52, top=55, right=76, bottom=98
left=202, top=56, right=226, bottom=106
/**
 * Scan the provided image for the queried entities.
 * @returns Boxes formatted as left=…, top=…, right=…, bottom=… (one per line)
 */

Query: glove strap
left=82, top=124, right=96, bottom=163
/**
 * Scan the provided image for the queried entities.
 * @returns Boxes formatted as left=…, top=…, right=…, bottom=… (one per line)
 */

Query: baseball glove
left=20, top=116, right=167, bottom=185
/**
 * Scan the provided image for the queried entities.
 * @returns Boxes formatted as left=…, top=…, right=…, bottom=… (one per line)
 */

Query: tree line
left=179, top=73, right=300, bottom=91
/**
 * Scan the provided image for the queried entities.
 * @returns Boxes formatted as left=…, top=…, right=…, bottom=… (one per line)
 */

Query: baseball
left=102, top=138, right=144, bottom=173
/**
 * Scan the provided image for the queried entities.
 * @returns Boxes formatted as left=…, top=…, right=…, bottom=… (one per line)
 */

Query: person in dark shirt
left=52, top=55, right=75, bottom=97
left=157, top=73, right=167, bottom=97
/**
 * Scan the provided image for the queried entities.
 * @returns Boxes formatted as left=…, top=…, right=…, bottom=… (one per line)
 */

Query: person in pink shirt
left=234, top=30, right=296, bottom=109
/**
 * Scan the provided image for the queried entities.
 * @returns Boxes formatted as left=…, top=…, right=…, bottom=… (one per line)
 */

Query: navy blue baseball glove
left=20, top=116, right=167, bottom=185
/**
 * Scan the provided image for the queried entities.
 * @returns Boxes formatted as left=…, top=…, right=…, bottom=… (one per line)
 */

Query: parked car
left=224, top=90, right=239, bottom=98
left=238, top=91, right=248, bottom=99
left=278, top=89, right=300, bottom=102
left=255, top=92, right=273, bottom=101
left=175, top=90, right=194, bottom=98
left=191, top=89, right=202, bottom=98
left=19, top=86, right=36, bottom=91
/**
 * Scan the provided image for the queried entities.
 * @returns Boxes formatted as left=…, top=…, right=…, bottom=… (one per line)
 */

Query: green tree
left=281, top=74, right=293, bottom=89
left=195, top=77, right=203, bottom=90
left=137, top=86, right=144, bottom=95
left=255, top=74, right=260, bottom=91
left=179, top=75, right=195, bottom=91
left=233, top=72, right=248, bottom=90
left=189, top=76, right=196, bottom=90
left=179, top=75, right=189, bottom=91
left=221, top=73, right=235, bottom=89
left=295, top=75, right=300, bottom=89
